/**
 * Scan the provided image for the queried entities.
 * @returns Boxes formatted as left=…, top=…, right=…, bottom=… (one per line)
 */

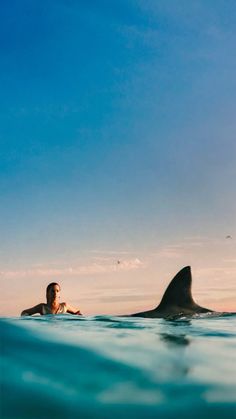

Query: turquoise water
left=1, top=314, right=236, bottom=419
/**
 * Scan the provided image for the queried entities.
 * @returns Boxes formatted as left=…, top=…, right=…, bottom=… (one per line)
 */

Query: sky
left=0, top=0, right=236, bottom=316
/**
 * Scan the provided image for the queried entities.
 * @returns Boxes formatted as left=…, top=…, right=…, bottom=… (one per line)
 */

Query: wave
left=1, top=315, right=236, bottom=419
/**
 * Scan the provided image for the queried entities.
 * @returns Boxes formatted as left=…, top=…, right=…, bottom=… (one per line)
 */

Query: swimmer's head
left=46, top=282, right=61, bottom=302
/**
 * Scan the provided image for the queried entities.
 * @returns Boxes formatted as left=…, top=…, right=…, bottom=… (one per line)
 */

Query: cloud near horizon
left=0, top=258, right=144, bottom=280
left=152, top=236, right=236, bottom=260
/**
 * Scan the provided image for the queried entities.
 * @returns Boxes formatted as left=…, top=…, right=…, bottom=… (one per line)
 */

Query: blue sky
left=1, top=1, right=236, bottom=315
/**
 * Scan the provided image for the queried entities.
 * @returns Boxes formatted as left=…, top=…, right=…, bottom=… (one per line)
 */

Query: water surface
left=1, top=313, right=236, bottom=418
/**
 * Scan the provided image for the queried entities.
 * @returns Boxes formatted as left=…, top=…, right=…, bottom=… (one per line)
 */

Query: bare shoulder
left=21, top=303, right=44, bottom=316
left=33, top=303, right=45, bottom=315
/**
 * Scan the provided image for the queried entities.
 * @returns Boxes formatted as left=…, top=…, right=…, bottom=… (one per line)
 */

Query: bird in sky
left=225, top=235, right=232, bottom=239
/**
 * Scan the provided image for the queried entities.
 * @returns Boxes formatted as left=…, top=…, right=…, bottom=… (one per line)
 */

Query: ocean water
left=1, top=313, right=236, bottom=419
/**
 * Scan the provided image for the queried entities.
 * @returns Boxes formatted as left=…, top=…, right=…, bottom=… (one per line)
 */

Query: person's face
left=48, top=284, right=60, bottom=301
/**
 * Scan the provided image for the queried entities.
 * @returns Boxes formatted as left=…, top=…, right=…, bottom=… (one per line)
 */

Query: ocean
left=1, top=313, right=236, bottom=419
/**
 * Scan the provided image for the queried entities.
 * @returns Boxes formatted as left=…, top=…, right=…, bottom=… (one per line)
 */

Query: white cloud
left=152, top=238, right=206, bottom=259
left=151, top=235, right=236, bottom=261
left=90, top=249, right=137, bottom=255
left=1, top=258, right=144, bottom=280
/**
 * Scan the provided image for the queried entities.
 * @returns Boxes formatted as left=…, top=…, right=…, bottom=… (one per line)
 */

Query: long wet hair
left=46, top=282, right=60, bottom=301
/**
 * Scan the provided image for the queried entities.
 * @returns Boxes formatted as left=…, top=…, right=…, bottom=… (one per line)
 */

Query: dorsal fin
left=156, top=266, right=197, bottom=310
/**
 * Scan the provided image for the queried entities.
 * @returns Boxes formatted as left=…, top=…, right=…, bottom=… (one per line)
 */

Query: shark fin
left=156, top=266, right=196, bottom=311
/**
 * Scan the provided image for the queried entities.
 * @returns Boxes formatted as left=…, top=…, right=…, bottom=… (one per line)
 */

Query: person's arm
left=65, top=303, right=82, bottom=315
left=21, top=304, right=44, bottom=316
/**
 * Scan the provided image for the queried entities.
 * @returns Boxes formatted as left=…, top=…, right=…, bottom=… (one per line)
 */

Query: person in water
left=21, top=282, right=82, bottom=316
